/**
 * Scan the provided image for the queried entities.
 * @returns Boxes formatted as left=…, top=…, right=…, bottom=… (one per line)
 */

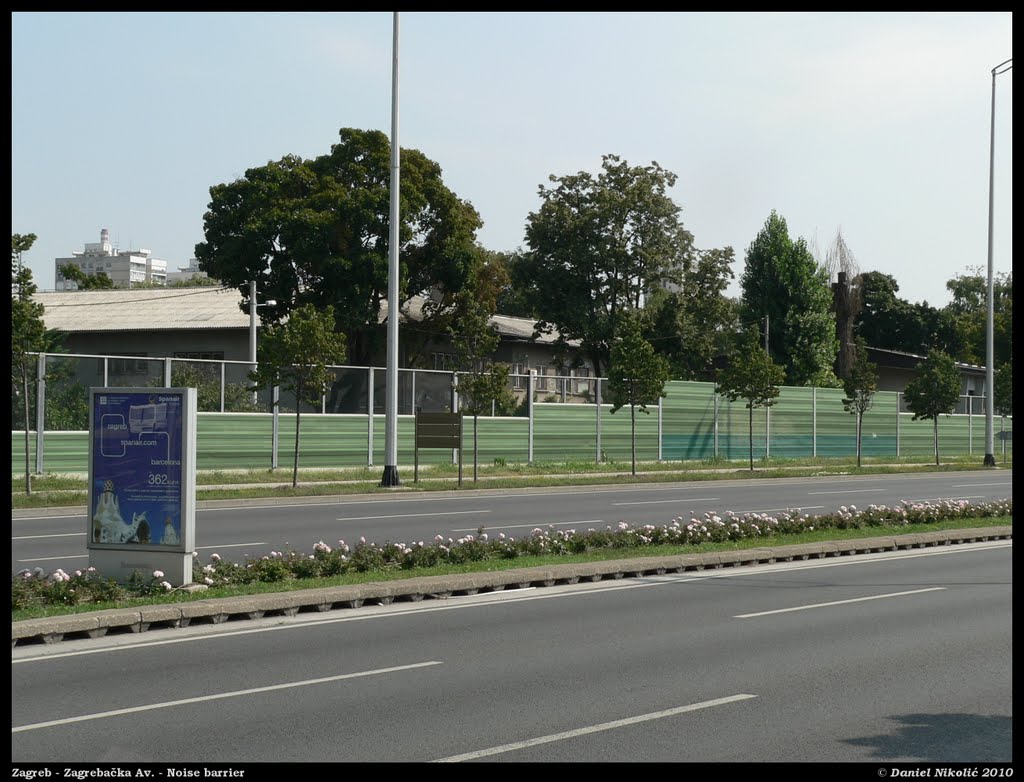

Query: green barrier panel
left=662, top=381, right=716, bottom=461
left=534, top=404, right=600, bottom=463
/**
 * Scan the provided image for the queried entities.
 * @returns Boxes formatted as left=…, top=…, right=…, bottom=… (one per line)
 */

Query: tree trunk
left=630, top=403, right=637, bottom=477
left=293, top=390, right=302, bottom=489
left=748, top=405, right=754, bottom=471
left=22, top=368, right=32, bottom=496
left=856, top=411, right=862, bottom=468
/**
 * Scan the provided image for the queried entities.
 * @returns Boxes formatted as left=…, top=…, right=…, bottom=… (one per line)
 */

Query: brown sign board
left=415, top=412, right=463, bottom=485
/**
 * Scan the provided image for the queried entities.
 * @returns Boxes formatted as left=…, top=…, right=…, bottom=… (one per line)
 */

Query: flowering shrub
left=12, top=499, right=1012, bottom=612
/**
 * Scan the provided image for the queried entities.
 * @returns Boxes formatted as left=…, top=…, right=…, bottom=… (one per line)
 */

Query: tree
left=608, top=312, right=671, bottom=476
left=841, top=338, right=878, bottom=468
left=249, top=304, right=347, bottom=488
left=643, top=246, right=737, bottom=380
left=740, top=211, right=838, bottom=386
left=450, top=292, right=516, bottom=482
left=57, top=263, right=115, bottom=290
left=943, top=269, right=1012, bottom=367
left=518, top=154, right=694, bottom=377
left=903, top=350, right=962, bottom=466
left=195, top=128, right=482, bottom=370
left=715, top=331, right=786, bottom=471
left=12, top=233, right=47, bottom=495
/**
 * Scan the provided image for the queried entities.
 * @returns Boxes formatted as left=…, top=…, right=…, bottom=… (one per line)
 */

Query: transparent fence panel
left=44, top=354, right=96, bottom=431
left=103, top=355, right=165, bottom=391
left=169, top=358, right=225, bottom=413
left=416, top=369, right=455, bottom=413
left=327, top=366, right=370, bottom=413
left=221, top=360, right=271, bottom=412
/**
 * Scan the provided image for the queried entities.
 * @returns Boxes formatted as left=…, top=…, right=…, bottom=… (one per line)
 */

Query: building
left=54, top=229, right=168, bottom=289
left=165, top=259, right=215, bottom=285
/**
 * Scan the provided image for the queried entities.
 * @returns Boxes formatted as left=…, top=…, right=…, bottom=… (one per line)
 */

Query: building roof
left=34, top=288, right=568, bottom=345
left=865, top=346, right=987, bottom=374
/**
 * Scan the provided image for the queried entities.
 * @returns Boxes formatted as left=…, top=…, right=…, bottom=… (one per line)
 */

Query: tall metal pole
left=381, top=12, right=401, bottom=486
left=984, top=58, right=1011, bottom=468
left=249, top=279, right=258, bottom=406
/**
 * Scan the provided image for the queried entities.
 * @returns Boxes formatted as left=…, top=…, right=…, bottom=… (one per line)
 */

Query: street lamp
left=984, top=58, right=1011, bottom=468
left=248, top=279, right=276, bottom=406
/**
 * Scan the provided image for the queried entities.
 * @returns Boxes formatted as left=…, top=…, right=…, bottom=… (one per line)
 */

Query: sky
left=11, top=12, right=1013, bottom=308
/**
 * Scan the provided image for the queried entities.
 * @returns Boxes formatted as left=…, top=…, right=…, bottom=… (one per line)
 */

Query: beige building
left=54, top=229, right=168, bottom=289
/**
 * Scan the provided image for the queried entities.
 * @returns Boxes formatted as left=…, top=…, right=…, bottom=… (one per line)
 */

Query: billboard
left=88, top=388, right=196, bottom=558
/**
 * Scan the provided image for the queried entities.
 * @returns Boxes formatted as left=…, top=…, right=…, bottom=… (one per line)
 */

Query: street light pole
left=984, top=57, right=1011, bottom=468
left=381, top=11, right=401, bottom=487
left=248, top=278, right=276, bottom=407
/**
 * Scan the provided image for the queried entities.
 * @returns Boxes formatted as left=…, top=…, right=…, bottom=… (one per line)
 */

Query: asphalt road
left=11, top=541, right=1012, bottom=763
left=11, top=470, right=1013, bottom=572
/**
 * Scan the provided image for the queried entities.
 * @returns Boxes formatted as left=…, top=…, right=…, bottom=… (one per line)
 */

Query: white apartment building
left=55, top=228, right=168, bottom=289
left=165, top=258, right=214, bottom=285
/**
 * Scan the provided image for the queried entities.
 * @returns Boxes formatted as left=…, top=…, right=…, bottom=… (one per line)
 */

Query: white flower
left=160, top=581, right=173, bottom=590
left=153, top=570, right=164, bottom=579
left=203, top=577, right=214, bottom=585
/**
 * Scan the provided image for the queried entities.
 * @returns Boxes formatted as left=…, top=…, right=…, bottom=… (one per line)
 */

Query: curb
left=11, top=526, right=1012, bottom=648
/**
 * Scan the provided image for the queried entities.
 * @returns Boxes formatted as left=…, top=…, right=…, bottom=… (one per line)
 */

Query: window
left=105, top=353, right=151, bottom=376
left=174, top=351, right=225, bottom=361
left=432, top=352, right=457, bottom=371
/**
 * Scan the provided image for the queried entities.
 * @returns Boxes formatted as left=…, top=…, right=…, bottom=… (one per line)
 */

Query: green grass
left=10, top=454, right=1011, bottom=509
left=11, top=515, right=1012, bottom=622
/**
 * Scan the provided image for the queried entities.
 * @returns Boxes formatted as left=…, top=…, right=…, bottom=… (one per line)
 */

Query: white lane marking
left=734, top=587, right=947, bottom=619
left=12, top=533, right=85, bottom=540
left=13, top=543, right=1008, bottom=664
left=613, top=497, right=719, bottom=506
left=196, top=542, right=266, bottom=551
left=808, top=489, right=885, bottom=495
left=336, top=510, right=491, bottom=522
left=451, top=520, right=605, bottom=532
left=12, top=515, right=86, bottom=521
left=432, top=694, right=758, bottom=762
left=11, top=661, right=443, bottom=733
left=15, top=555, right=87, bottom=563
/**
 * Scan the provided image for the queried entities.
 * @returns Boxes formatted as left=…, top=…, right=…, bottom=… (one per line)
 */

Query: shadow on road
left=843, top=712, right=1012, bottom=761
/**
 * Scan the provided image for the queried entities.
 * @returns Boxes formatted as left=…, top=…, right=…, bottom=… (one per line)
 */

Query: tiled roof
left=34, top=288, right=570, bottom=345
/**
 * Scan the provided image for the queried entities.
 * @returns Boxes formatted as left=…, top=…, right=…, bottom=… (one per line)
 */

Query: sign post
left=415, top=412, right=463, bottom=486
left=87, top=387, right=197, bottom=585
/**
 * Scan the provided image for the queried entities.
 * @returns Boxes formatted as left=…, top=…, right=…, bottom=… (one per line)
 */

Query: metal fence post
left=368, top=367, right=375, bottom=467
left=713, top=390, right=719, bottom=459
left=164, top=357, right=172, bottom=387
left=896, top=392, right=901, bottom=458
left=220, top=361, right=226, bottom=413
left=452, top=372, right=459, bottom=466
left=528, top=370, right=535, bottom=464
left=35, top=354, right=46, bottom=474
left=103, top=356, right=108, bottom=387
left=595, top=377, right=602, bottom=463
left=812, top=386, right=817, bottom=458
left=765, top=406, right=770, bottom=459
left=411, top=369, right=417, bottom=416
left=272, top=385, right=280, bottom=470
left=968, top=395, right=973, bottom=455
left=657, top=395, right=663, bottom=461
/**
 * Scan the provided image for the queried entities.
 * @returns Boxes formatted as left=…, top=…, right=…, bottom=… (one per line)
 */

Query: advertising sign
left=88, top=388, right=196, bottom=583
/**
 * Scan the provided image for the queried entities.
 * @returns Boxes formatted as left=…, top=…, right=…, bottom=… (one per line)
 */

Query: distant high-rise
left=55, top=229, right=168, bottom=289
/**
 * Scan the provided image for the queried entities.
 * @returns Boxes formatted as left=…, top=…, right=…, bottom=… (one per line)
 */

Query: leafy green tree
left=167, top=364, right=261, bottom=413
left=168, top=274, right=221, bottom=288
left=993, top=359, right=1012, bottom=418
left=519, top=154, right=694, bottom=376
left=715, top=331, right=786, bottom=471
left=903, top=350, right=962, bottom=466
left=450, top=293, right=516, bottom=482
left=195, top=128, right=482, bottom=368
left=642, top=246, right=737, bottom=379
left=12, top=233, right=47, bottom=494
left=740, top=211, right=838, bottom=386
left=250, top=304, right=348, bottom=487
left=57, top=263, right=115, bottom=290
left=841, top=338, right=879, bottom=468
left=608, top=312, right=671, bottom=476
left=943, top=269, right=1012, bottom=367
